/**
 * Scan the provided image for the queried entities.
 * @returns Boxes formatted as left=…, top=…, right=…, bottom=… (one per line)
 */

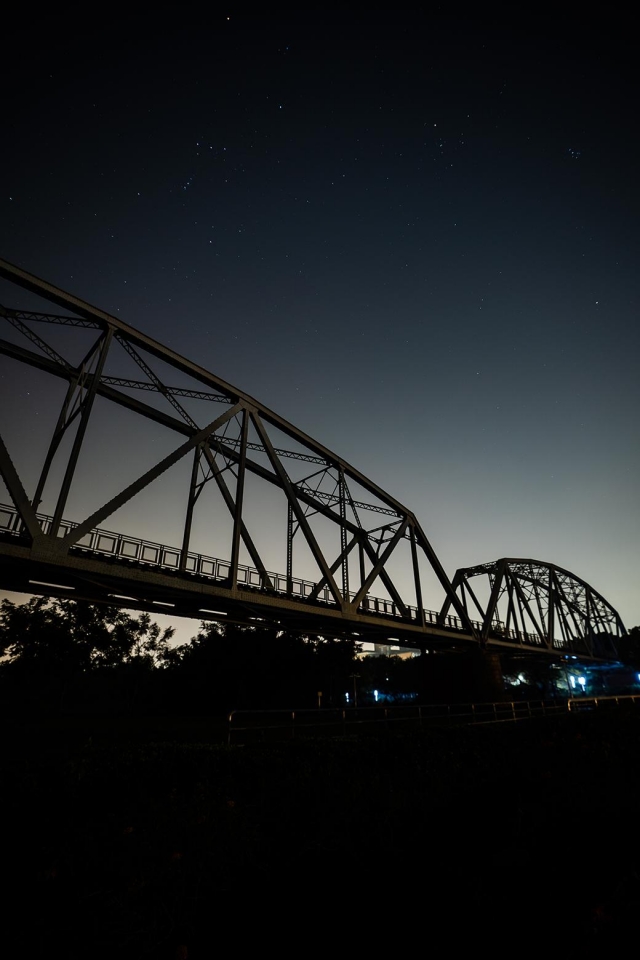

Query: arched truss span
left=0, top=258, right=476, bottom=645
left=440, top=559, right=626, bottom=659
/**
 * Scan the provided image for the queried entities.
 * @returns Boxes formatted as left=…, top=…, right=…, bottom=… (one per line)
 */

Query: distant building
left=358, top=641, right=419, bottom=659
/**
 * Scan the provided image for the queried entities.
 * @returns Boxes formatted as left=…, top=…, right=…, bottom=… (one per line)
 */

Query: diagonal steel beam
left=481, top=558, right=508, bottom=642
left=251, top=410, right=343, bottom=607
left=0, top=338, right=409, bottom=548
left=2, top=334, right=418, bottom=609
left=306, top=533, right=359, bottom=602
left=0, top=433, right=42, bottom=540
left=115, top=334, right=198, bottom=428
left=411, top=522, right=475, bottom=632
left=350, top=518, right=409, bottom=610
left=51, top=327, right=115, bottom=537
left=32, top=372, right=85, bottom=512
left=57, top=404, right=243, bottom=550
left=553, top=574, right=590, bottom=643
left=450, top=572, right=485, bottom=622
left=200, top=442, right=273, bottom=590
left=0, top=259, right=419, bottom=518
left=0, top=306, right=71, bottom=370
left=508, top=570, right=547, bottom=646
left=360, top=535, right=410, bottom=618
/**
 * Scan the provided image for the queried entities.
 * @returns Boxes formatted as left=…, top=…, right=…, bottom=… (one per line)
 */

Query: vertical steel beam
left=556, top=607, right=570, bottom=647
left=229, top=409, right=248, bottom=591
left=584, top=587, right=592, bottom=650
left=358, top=540, right=366, bottom=592
left=32, top=333, right=108, bottom=511
left=513, top=581, right=528, bottom=642
left=532, top=566, right=548, bottom=637
left=410, top=524, right=426, bottom=628
left=180, top=444, right=202, bottom=572
left=200, top=443, right=273, bottom=590
left=50, top=327, right=114, bottom=537
left=510, top=573, right=546, bottom=645
left=482, top=559, right=507, bottom=642
left=547, top=569, right=556, bottom=649
left=505, top=578, right=519, bottom=641
left=286, top=502, right=294, bottom=596
left=554, top=577, right=586, bottom=647
left=32, top=377, right=78, bottom=511
left=339, top=467, right=349, bottom=600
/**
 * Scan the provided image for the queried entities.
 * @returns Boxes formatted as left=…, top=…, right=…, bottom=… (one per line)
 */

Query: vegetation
left=2, top=708, right=640, bottom=956
left=2, top=597, right=638, bottom=717
left=2, top=598, right=639, bottom=955
left=616, top=624, right=640, bottom=664
left=0, top=596, right=361, bottom=716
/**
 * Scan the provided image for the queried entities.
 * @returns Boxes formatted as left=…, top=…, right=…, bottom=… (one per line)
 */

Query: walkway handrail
left=227, top=694, right=640, bottom=745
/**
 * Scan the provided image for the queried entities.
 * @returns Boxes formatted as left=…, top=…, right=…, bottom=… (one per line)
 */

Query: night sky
left=1, top=11, right=638, bottom=641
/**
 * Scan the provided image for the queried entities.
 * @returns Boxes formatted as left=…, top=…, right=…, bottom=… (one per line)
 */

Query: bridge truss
left=441, top=559, right=626, bottom=659
left=0, top=258, right=627, bottom=659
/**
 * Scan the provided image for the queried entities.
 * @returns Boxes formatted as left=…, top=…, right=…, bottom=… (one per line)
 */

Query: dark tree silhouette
left=0, top=597, right=174, bottom=713
left=163, top=622, right=360, bottom=713
left=0, top=598, right=363, bottom=715
left=617, top=626, right=640, bottom=665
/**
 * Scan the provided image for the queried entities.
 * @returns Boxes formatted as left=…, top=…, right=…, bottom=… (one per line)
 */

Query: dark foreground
left=2, top=707, right=639, bottom=957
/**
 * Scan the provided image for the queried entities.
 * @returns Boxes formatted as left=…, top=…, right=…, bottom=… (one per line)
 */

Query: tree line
left=0, top=596, right=421, bottom=716
left=2, top=596, right=638, bottom=716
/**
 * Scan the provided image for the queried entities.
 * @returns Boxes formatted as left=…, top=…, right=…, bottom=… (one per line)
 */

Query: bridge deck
left=0, top=503, right=609, bottom=657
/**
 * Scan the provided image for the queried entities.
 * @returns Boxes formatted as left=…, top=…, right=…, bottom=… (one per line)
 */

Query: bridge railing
left=0, top=501, right=543, bottom=644
left=227, top=693, right=640, bottom=744
left=1, top=501, right=456, bottom=624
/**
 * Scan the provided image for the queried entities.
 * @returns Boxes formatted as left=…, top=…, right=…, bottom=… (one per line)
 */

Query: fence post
left=227, top=710, right=234, bottom=747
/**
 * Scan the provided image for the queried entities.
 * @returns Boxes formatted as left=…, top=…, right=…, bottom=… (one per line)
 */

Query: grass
left=2, top=707, right=639, bottom=957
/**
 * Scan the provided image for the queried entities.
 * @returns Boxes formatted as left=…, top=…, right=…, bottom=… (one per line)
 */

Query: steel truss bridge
left=0, top=258, right=627, bottom=661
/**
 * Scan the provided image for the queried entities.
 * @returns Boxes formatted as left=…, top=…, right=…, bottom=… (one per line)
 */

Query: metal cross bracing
left=0, top=258, right=628, bottom=658
left=439, top=559, right=625, bottom=660
left=0, top=501, right=479, bottom=640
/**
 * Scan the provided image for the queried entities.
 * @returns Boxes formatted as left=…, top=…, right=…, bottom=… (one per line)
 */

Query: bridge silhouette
left=0, top=258, right=627, bottom=661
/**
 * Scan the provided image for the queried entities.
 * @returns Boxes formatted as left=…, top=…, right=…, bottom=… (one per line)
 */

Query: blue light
left=374, top=689, right=379, bottom=702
